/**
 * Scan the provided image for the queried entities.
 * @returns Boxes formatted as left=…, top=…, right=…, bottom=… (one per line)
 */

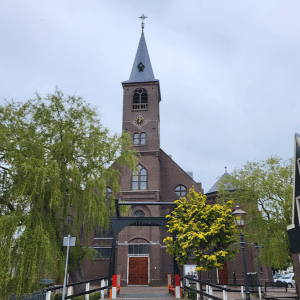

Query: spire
left=123, top=15, right=158, bottom=83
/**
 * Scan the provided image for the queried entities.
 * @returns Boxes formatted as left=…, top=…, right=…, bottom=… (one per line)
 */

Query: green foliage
left=185, top=288, right=197, bottom=300
left=90, top=292, right=101, bottom=300
left=164, top=189, right=238, bottom=272
left=0, top=89, right=137, bottom=296
left=217, top=156, right=293, bottom=270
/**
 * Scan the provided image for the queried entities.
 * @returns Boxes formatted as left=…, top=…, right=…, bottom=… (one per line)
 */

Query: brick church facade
left=82, top=25, right=273, bottom=287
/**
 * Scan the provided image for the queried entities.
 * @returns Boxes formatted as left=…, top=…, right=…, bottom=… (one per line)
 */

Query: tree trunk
left=197, top=263, right=204, bottom=300
left=68, top=263, right=86, bottom=294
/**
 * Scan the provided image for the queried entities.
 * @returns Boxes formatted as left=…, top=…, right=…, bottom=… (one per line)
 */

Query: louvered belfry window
left=132, top=88, right=148, bottom=110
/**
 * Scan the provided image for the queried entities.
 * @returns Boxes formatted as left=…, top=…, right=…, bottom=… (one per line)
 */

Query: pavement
left=111, top=286, right=298, bottom=300
left=117, top=286, right=173, bottom=299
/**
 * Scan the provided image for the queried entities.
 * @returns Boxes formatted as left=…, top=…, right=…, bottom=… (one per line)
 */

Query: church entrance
left=128, top=257, right=149, bottom=285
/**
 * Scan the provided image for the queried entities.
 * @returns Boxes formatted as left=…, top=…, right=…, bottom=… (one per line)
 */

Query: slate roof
left=123, top=32, right=158, bottom=83
left=206, top=171, right=235, bottom=194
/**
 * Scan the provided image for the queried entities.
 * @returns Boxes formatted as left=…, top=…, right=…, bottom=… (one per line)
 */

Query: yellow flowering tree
left=164, top=188, right=238, bottom=274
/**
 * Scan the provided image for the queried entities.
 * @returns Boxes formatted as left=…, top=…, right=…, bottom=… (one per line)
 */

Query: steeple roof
left=206, top=171, right=235, bottom=194
left=123, top=32, right=158, bottom=83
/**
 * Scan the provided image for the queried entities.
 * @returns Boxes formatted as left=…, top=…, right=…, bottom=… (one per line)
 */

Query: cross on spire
left=139, top=14, right=147, bottom=33
left=225, top=166, right=227, bottom=173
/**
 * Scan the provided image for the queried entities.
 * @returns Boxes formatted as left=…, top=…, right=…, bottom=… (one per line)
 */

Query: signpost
left=62, top=235, right=76, bottom=300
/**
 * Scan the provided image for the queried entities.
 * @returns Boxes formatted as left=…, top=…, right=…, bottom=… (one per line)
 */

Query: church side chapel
left=82, top=16, right=272, bottom=287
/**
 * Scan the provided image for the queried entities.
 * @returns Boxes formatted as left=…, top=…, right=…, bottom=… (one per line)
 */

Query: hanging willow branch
left=0, top=89, right=138, bottom=296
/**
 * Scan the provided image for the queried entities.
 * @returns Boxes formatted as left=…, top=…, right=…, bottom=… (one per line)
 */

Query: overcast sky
left=1, top=1, right=299, bottom=192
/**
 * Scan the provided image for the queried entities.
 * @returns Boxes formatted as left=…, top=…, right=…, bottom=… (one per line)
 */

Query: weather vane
left=139, top=14, right=147, bottom=33
left=225, top=166, right=227, bottom=173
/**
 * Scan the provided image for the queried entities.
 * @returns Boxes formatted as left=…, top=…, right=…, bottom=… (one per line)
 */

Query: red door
left=218, top=261, right=228, bottom=284
left=138, top=257, right=148, bottom=285
left=128, top=257, right=148, bottom=285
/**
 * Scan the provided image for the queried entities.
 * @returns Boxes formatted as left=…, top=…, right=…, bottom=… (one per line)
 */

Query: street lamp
left=254, top=242, right=263, bottom=289
left=232, top=205, right=250, bottom=300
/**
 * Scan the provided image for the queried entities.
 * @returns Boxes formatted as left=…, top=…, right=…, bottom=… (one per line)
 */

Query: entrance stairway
left=117, top=286, right=174, bottom=299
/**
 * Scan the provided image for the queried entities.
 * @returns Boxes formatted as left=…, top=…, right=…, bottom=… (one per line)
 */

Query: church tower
left=114, top=16, right=203, bottom=286
left=122, top=31, right=161, bottom=152
left=120, top=16, right=161, bottom=197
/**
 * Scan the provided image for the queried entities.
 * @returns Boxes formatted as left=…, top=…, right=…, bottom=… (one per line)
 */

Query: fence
left=45, top=277, right=108, bottom=300
left=10, top=291, right=46, bottom=300
left=10, top=277, right=108, bottom=300
left=184, top=275, right=263, bottom=300
left=184, top=275, right=229, bottom=300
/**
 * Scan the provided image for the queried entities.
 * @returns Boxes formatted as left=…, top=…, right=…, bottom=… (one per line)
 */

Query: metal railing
left=10, top=277, right=108, bottom=300
left=184, top=275, right=229, bottom=300
left=45, top=277, right=108, bottom=300
left=184, top=275, right=263, bottom=300
left=10, top=291, right=46, bottom=300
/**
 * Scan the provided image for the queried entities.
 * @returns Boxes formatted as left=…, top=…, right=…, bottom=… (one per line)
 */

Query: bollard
left=67, top=286, right=73, bottom=297
left=258, top=286, right=262, bottom=299
left=46, top=291, right=51, bottom=300
left=110, top=275, right=118, bottom=299
left=180, top=280, right=183, bottom=298
left=175, top=274, right=180, bottom=299
left=223, top=289, right=228, bottom=300
left=167, top=274, right=172, bottom=293
left=241, top=286, right=244, bottom=299
left=85, top=282, right=90, bottom=300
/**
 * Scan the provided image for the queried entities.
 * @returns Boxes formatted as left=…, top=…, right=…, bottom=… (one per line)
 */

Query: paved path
left=118, top=286, right=173, bottom=299
left=114, top=286, right=298, bottom=300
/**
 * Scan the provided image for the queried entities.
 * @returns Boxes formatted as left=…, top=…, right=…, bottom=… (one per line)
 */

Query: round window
left=175, top=185, right=187, bottom=197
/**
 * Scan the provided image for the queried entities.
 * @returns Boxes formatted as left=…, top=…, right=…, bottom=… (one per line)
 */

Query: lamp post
left=254, top=242, right=263, bottom=289
left=232, top=205, right=250, bottom=300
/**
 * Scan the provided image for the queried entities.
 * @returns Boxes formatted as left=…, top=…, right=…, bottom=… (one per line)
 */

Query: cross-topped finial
left=225, top=166, right=227, bottom=173
left=139, top=14, right=147, bottom=33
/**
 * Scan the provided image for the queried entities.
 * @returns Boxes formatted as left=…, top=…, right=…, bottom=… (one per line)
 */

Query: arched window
left=140, top=133, right=146, bottom=145
left=133, top=133, right=139, bottom=145
left=132, top=165, right=147, bottom=190
left=175, top=185, right=187, bottom=197
left=133, top=133, right=146, bottom=146
left=132, top=88, right=148, bottom=110
left=134, top=210, right=145, bottom=216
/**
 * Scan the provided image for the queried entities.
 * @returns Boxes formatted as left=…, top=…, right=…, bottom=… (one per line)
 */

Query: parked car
left=277, top=273, right=295, bottom=288
left=273, top=274, right=283, bottom=282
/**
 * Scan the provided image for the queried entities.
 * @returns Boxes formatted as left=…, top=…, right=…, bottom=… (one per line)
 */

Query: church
left=82, top=17, right=272, bottom=287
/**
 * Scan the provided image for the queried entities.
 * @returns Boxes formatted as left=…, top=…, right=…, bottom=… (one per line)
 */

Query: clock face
left=134, top=115, right=146, bottom=127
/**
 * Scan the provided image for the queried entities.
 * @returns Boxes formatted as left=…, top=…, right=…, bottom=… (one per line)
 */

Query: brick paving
left=112, top=286, right=298, bottom=300
left=118, top=286, right=173, bottom=299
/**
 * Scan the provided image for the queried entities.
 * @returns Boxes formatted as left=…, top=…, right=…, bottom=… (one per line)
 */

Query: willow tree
left=164, top=189, right=238, bottom=285
left=0, top=89, right=137, bottom=296
left=217, top=156, right=293, bottom=270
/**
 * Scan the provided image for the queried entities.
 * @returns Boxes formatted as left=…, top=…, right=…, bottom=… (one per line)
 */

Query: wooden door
left=138, top=257, right=148, bottom=285
left=128, top=257, right=148, bottom=285
left=218, top=261, right=228, bottom=284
